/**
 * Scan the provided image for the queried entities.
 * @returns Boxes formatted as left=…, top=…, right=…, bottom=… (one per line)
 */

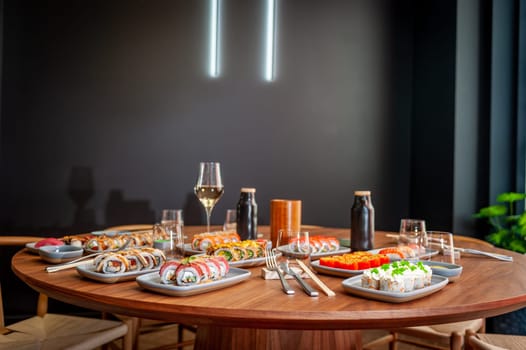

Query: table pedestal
left=194, top=326, right=363, bottom=350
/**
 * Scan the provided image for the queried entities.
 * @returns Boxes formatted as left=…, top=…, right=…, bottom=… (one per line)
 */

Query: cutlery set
left=264, top=248, right=334, bottom=297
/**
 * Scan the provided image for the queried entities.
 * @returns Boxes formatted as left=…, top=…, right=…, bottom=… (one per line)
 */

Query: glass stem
left=205, top=208, right=213, bottom=233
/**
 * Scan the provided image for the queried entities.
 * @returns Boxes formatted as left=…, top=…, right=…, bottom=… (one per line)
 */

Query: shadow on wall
left=67, top=166, right=155, bottom=228
left=68, top=166, right=203, bottom=229
left=104, top=190, right=156, bottom=227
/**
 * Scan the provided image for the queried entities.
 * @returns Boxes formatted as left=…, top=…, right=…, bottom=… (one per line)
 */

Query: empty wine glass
left=194, top=162, right=224, bottom=233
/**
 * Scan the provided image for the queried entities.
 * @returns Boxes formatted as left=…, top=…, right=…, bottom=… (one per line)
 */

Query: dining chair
left=0, top=235, right=132, bottom=350
left=103, top=224, right=197, bottom=350
left=466, top=329, right=526, bottom=350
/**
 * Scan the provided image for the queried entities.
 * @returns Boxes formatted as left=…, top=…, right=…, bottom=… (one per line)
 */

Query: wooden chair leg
left=450, top=331, right=462, bottom=350
left=390, top=332, right=398, bottom=350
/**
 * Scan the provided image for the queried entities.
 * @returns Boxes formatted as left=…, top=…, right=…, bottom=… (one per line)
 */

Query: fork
left=265, top=248, right=294, bottom=295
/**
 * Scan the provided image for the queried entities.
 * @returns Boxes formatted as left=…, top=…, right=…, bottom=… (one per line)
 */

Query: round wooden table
left=11, top=226, right=526, bottom=350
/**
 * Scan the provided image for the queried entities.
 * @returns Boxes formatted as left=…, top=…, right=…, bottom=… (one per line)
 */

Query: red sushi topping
left=35, top=237, right=64, bottom=248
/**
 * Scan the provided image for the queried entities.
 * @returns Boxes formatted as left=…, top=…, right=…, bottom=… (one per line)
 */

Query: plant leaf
left=474, top=205, right=507, bottom=218
left=508, top=239, right=526, bottom=253
left=497, top=192, right=526, bottom=203
left=518, top=212, right=526, bottom=226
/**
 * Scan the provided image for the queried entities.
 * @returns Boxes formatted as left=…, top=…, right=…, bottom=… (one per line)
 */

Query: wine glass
left=194, top=162, right=224, bottom=233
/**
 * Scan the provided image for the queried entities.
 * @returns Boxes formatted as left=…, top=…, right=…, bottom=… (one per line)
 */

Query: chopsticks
left=296, top=259, right=336, bottom=297
left=46, top=259, right=94, bottom=273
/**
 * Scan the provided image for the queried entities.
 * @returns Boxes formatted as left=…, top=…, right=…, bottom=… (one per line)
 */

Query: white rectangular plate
left=342, top=275, right=449, bottom=303
left=77, top=264, right=160, bottom=283
left=310, top=260, right=369, bottom=277
left=136, top=268, right=252, bottom=297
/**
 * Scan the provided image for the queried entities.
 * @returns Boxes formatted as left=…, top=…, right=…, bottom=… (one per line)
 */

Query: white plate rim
left=136, top=267, right=252, bottom=297
left=310, top=259, right=369, bottom=277
left=76, top=263, right=160, bottom=283
left=342, top=275, right=449, bottom=303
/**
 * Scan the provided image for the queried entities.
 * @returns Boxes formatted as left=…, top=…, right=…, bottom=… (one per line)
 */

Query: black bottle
left=350, top=190, right=375, bottom=251
left=236, top=188, right=258, bottom=240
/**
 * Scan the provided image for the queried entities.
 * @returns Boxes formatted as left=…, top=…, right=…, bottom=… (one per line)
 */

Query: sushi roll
left=95, top=253, right=129, bottom=273
left=361, top=267, right=381, bottom=289
left=137, top=250, right=156, bottom=269
left=211, top=246, right=235, bottom=261
left=141, top=247, right=166, bottom=266
left=160, top=260, right=181, bottom=284
left=120, top=249, right=147, bottom=271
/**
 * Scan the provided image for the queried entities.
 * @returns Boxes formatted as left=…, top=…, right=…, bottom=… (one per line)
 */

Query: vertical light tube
left=264, top=0, right=277, bottom=82
left=209, top=0, right=220, bottom=78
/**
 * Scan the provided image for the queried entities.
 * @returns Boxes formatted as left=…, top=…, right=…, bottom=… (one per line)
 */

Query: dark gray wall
left=0, top=0, right=415, bottom=235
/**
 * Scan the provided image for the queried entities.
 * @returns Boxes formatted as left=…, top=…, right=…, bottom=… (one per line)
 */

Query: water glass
left=277, top=230, right=311, bottom=265
left=399, top=219, right=427, bottom=257
left=426, top=231, right=456, bottom=263
left=161, top=209, right=184, bottom=259
left=223, top=209, right=237, bottom=231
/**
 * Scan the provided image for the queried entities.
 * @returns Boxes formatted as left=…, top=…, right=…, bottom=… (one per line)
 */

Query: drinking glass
left=425, top=231, right=456, bottom=263
left=194, top=162, right=224, bottom=233
left=399, top=219, right=427, bottom=258
left=223, top=209, right=237, bottom=232
left=276, top=230, right=311, bottom=266
left=161, top=209, right=184, bottom=259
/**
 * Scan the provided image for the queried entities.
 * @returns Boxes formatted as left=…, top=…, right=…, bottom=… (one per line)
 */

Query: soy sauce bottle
left=350, top=190, right=375, bottom=251
left=236, top=188, right=258, bottom=240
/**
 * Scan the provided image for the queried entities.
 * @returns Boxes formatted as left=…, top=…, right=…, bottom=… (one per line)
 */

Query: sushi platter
left=342, top=275, right=449, bottom=303
left=310, top=260, right=369, bottom=277
left=137, top=268, right=252, bottom=297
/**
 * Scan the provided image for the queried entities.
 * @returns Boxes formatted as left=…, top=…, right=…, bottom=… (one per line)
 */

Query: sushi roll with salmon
left=159, top=255, right=229, bottom=286
left=159, top=260, right=181, bottom=284
left=94, top=253, right=129, bottom=273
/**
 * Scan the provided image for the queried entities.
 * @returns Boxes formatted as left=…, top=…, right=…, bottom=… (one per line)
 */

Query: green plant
left=474, top=192, right=526, bottom=253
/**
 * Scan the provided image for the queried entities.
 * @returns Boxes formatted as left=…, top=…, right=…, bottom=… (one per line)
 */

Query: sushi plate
left=341, top=275, right=449, bottom=303
left=276, top=246, right=351, bottom=260
left=190, top=253, right=277, bottom=268
left=369, top=248, right=440, bottom=260
left=136, top=267, right=252, bottom=297
left=310, top=260, right=369, bottom=277
left=183, top=243, right=204, bottom=256
left=77, top=264, right=160, bottom=283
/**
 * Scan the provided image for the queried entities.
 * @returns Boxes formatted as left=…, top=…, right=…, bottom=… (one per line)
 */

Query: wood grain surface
left=10, top=226, right=526, bottom=349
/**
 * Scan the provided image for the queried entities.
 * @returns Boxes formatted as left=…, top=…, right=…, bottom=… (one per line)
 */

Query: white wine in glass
left=194, top=162, right=224, bottom=233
